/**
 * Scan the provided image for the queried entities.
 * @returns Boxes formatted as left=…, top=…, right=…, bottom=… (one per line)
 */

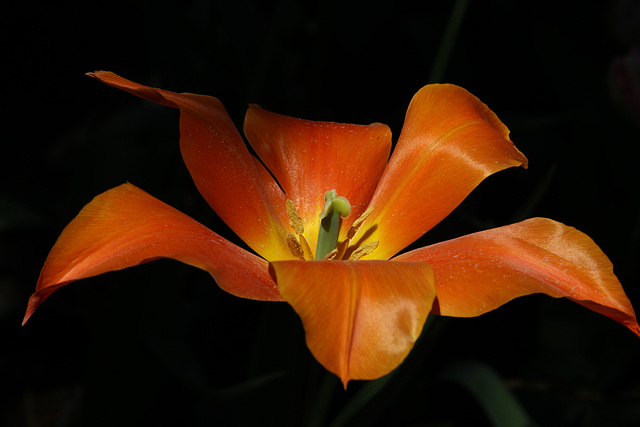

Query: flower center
left=285, top=190, right=379, bottom=261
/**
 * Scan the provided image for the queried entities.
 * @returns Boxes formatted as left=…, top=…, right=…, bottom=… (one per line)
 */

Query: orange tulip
left=24, top=72, right=639, bottom=387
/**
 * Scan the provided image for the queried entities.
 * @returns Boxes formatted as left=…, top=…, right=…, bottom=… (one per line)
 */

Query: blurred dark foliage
left=2, top=0, right=640, bottom=425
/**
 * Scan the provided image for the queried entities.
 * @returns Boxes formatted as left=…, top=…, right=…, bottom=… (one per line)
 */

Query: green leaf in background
left=437, top=361, right=535, bottom=427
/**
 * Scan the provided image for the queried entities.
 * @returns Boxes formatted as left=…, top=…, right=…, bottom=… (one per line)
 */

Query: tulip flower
left=24, top=72, right=639, bottom=387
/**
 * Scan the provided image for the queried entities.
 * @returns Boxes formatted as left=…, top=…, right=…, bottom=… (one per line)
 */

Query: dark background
left=2, top=0, right=640, bottom=425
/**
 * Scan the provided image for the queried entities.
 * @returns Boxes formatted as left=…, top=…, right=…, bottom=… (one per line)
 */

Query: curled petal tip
left=86, top=70, right=115, bottom=80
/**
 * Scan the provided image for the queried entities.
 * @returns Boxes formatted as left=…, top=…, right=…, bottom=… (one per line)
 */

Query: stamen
left=349, top=241, right=379, bottom=260
left=347, top=205, right=374, bottom=240
left=335, top=239, right=349, bottom=260
left=286, top=233, right=305, bottom=259
left=324, top=249, right=339, bottom=260
left=286, top=199, right=305, bottom=235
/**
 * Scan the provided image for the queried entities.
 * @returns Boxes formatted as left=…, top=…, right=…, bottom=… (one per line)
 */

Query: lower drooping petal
left=23, top=183, right=282, bottom=325
left=394, top=218, right=640, bottom=337
left=270, top=260, right=435, bottom=387
left=365, top=84, right=528, bottom=259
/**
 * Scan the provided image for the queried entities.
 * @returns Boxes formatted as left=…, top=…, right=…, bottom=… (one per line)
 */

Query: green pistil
left=315, top=190, right=351, bottom=260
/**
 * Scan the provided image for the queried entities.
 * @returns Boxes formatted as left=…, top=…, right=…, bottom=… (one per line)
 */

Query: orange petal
left=394, top=218, right=640, bottom=337
left=87, top=71, right=291, bottom=261
left=270, top=260, right=435, bottom=387
left=23, top=183, right=282, bottom=325
left=364, top=84, right=528, bottom=259
left=244, top=105, right=392, bottom=250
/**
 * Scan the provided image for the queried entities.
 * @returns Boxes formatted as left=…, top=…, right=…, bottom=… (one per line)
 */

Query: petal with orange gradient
left=244, top=105, right=392, bottom=248
left=270, top=260, right=435, bottom=386
left=394, top=218, right=640, bottom=337
left=87, top=71, right=290, bottom=260
left=23, top=183, right=282, bottom=325
left=364, top=84, right=528, bottom=259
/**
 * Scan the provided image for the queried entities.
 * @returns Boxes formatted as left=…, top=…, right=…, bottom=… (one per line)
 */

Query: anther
left=286, top=233, right=305, bottom=259
left=347, top=205, right=373, bottom=240
left=286, top=199, right=305, bottom=235
left=349, top=241, right=379, bottom=260
left=324, top=249, right=339, bottom=260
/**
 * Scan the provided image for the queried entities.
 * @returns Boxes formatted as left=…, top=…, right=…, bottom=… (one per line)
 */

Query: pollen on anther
left=286, top=199, right=304, bottom=235
left=286, top=233, right=305, bottom=259
left=347, top=206, right=374, bottom=240
left=349, top=241, right=379, bottom=260
left=324, top=249, right=339, bottom=260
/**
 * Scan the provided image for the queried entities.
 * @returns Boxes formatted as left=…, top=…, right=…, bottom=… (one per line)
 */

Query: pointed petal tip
left=22, top=292, right=43, bottom=326
left=626, top=319, right=640, bottom=338
left=21, top=308, right=33, bottom=327
left=341, top=377, right=350, bottom=390
left=519, top=152, right=529, bottom=169
left=86, top=70, right=113, bottom=80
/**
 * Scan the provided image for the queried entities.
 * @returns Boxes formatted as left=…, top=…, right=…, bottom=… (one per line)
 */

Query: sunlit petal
left=244, top=105, right=392, bottom=251
left=270, top=260, right=435, bottom=387
left=23, top=183, right=282, bottom=325
left=364, top=84, right=528, bottom=259
left=87, top=71, right=291, bottom=260
left=394, top=218, right=640, bottom=337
